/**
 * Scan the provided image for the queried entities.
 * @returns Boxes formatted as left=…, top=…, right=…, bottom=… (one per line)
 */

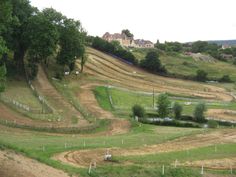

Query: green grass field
left=94, top=86, right=236, bottom=116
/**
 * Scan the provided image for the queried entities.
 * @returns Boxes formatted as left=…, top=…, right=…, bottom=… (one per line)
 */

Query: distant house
left=102, top=32, right=154, bottom=48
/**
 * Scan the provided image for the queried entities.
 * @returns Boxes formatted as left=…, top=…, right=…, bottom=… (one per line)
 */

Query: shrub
left=208, top=119, right=219, bottom=128
left=219, top=75, right=232, bottom=83
left=173, top=102, right=183, bottom=119
left=196, top=69, right=208, bottom=81
left=194, top=103, right=207, bottom=123
left=132, top=104, right=146, bottom=118
left=157, top=93, right=171, bottom=118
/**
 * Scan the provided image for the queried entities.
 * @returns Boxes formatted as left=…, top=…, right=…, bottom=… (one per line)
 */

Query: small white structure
left=64, top=71, right=70, bottom=75
left=75, top=71, right=80, bottom=75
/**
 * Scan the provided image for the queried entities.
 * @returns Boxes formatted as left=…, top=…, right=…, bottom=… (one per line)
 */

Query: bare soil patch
left=0, top=150, right=69, bottom=177
left=207, top=109, right=236, bottom=122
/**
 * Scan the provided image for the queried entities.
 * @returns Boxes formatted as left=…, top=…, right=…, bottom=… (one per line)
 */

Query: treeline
left=88, top=36, right=167, bottom=74
left=0, top=0, right=85, bottom=79
left=90, top=36, right=138, bottom=65
left=155, top=40, right=236, bottom=62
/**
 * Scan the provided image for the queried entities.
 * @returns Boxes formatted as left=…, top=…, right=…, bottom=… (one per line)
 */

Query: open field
left=132, top=48, right=236, bottom=81
left=94, top=86, right=236, bottom=121
left=0, top=48, right=235, bottom=177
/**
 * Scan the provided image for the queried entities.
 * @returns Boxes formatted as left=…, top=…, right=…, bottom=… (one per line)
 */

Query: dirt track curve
left=54, top=129, right=236, bottom=169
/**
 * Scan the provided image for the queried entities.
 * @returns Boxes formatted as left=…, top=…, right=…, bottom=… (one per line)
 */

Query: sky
left=30, top=0, right=236, bottom=43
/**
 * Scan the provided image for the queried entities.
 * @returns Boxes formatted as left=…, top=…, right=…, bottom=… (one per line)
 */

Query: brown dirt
left=83, top=48, right=233, bottom=102
left=54, top=129, right=236, bottom=168
left=207, top=109, right=236, bottom=122
left=33, top=65, right=89, bottom=127
left=0, top=150, right=69, bottom=177
left=77, top=83, right=130, bottom=135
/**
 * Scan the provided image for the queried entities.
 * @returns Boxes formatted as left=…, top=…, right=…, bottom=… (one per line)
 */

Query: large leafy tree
left=57, top=19, right=85, bottom=71
left=24, top=13, right=59, bottom=62
left=2, top=0, right=35, bottom=74
left=140, top=51, right=165, bottom=73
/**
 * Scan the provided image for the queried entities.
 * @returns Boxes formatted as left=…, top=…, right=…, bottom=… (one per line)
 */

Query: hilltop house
left=102, top=32, right=154, bottom=48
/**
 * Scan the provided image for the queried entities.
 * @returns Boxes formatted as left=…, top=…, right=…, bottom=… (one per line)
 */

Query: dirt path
left=54, top=129, right=236, bottom=168
left=0, top=150, right=69, bottom=177
left=77, top=83, right=130, bottom=135
left=85, top=48, right=233, bottom=102
left=33, top=65, right=89, bottom=127
left=207, top=109, right=236, bottom=122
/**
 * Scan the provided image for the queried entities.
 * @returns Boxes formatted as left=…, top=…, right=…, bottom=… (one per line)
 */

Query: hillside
left=131, top=48, right=236, bottom=81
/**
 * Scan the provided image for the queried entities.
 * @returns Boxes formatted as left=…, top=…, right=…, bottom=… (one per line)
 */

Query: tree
left=208, top=119, right=218, bottom=128
left=140, top=51, right=166, bottom=73
left=2, top=0, right=36, bottom=74
left=196, top=69, right=208, bottom=81
left=121, top=29, right=133, bottom=38
left=57, top=19, right=85, bottom=71
left=132, top=104, right=146, bottom=118
left=219, top=75, right=231, bottom=83
left=157, top=93, right=171, bottom=118
left=191, top=41, right=208, bottom=53
left=194, top=103, right=207, bottom=122
left=24, top=13, right=59, bottom=63
left=173, top=102, right=183, bottom=119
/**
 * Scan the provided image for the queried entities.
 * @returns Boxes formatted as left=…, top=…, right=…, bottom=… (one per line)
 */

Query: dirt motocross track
left=83, top=48, right=233, bottom=102
left=54, top=129, right=236, bottom=169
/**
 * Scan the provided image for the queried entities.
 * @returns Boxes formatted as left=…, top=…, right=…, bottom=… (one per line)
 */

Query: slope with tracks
left=84, top=48, right=233, bottom=102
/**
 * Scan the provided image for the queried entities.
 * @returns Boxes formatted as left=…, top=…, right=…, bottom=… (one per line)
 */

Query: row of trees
left=0, top=0, right=86, bottom=79
left=132, top=93, right=207, bottom=123
left=90, top=37, right=167, bottom=74
left=155, top=40, right=236, bottom=62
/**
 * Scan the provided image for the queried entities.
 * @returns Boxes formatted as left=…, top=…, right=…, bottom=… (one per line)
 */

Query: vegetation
left=173, top=102, right=183, bottom=119
left=208, top=119, right=219, bottom=128
left=194, top=103, right=207, bottom=123
left=196, top=69, right=208, bottom=81
left=91, top=36, right=138, bottom=65
left=157, top=93, right=171, bottom=118
left=140, top=51, right=166, bottom=73
left=132, top=104, right=146, bottom=118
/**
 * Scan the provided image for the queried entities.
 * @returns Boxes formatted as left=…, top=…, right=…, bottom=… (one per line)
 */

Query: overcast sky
left=30, top=0, right=236, bottom=43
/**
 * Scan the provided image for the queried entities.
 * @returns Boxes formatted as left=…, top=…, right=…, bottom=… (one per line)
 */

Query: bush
left=219, top=75, right=232, bottom=83
left=157, top=93, right=171, bottom=118
left=194, top=103, right=207, bottom=123
left=208, top=119, right=219, bottom=128
left=173, top=102, right=183, bottom=119
left=132, top=104, right=146, bottom=118
left=196, top=69, right=208, bottom=81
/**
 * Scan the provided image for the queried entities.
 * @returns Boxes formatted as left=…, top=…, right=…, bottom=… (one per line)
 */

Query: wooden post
left=174, top=159, right=178, bottom=168
left=122, top=139, right=124, bottom=145
left=230, top=165, right=233, bottom=174
left=84, top=141, right=86, bottom=147
left=88, top=162, right=92, bottom=174
left=162, top=165, right=165, bottom=175
left=42, top=146, right=45, bottom=152
left=201, top=165, right=204, bottom=175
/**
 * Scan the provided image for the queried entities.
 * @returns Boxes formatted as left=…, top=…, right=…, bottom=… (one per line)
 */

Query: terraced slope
left=84, top=48, right=233, bottom=102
